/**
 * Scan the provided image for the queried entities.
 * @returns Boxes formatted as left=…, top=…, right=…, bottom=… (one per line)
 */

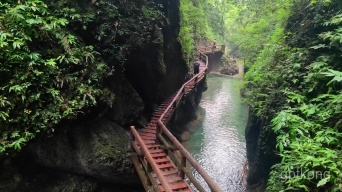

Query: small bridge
left=130, top=46, right=225, bottom=192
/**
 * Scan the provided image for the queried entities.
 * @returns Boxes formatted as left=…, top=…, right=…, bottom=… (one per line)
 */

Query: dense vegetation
left=0, top=0, right=163, bottom=157
left=179, top=0, right=239, bottom=68
left=1, top=0, right=340, bottom=191
left=238, top=0, right=342, bottom=191
left=181, top=0, right=342, bottom=191
left=179, top=0, right=214, bottom=63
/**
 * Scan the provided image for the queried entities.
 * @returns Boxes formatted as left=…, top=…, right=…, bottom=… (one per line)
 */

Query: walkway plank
left=151, top=153, right=167, bottom=158
left=130, top=49, right=224, bottom=192
left=154, top=158, right=171, bottom=163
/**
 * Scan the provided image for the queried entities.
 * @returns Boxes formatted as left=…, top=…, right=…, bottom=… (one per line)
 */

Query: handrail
left=130, top=126, right=173, bottom=192
left=157, top=122, right=223, bottom=192
left=130, top=46, right=224, bottom=191
left=157, top=49, right=224, bottom=192
left=197, top=44, right=225, bottom=52
left=157, top=134, right=206, bottom=192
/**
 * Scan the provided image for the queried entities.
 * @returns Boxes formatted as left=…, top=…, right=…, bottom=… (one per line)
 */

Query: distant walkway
left=130, top=46, right=225, bottom=192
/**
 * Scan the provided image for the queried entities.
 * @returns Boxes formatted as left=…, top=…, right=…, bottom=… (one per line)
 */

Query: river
left=183, top=74, right=249, bottom=192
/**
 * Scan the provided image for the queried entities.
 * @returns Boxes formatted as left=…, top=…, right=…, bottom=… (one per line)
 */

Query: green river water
left=183, top=74, right=249, bottom=192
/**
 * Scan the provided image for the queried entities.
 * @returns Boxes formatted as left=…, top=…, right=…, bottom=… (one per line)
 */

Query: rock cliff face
left=168, top=77, right=207, bottom=138
left=0, top=1, right=193, bottom=191
left=245, top=112, right=279, bottom=191
left=125, top=0, right=188, bottom=110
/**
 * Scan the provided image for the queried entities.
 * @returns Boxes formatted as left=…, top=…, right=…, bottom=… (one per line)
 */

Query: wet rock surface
left=245, top=112, right=279, bottom=191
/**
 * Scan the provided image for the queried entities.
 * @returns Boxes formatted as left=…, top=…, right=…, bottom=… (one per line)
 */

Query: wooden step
left=140, top=135, right=156, bottom=140
left=164, top=175, right=183, bottom=183
left=146, top=147, right=160, bottom=151
left=145, top=144, right=161, bottom=148
left=159, top=104, right=170, bottom=110
left=160, top=103, right=171, bottom=106
left=151, top=153, right=167, bottom=158
left=151, top=117, right=166, bottom=121
left=151, top=117, right=163, bottom=120
left=144, top=127, right=157, bottom=130
left=161, top=104, right=171, bottom=108
left=154, top=174, right=182, bottom=185
left=154, top=112, right=171, bottom=117
left=158, top=168, right=178, bottom=176
left=152, top=112, right=163, bottom=116
left=145, top=126, right=157, bottom=130
left=139, top=132, right=156, bottom=138
left=141, top=128, right=156, bottom=131
left=134, top=140, right=158, bottom=146
left=143, top=140, right=155, bottom=144
left=152, top=115, right=166, bottom=119
left=140, top=129, right=156, bottom=134
left=153, top=109, right=162, bottom=113
left=159, top=182, right=189, bottom=192
left=148, top=149, right=164, bottom=154
left=157, top=163, right=174, bottom=169
left=161, top=100, right=172, bottom=105
left=154, top=157, right=170, bottom=163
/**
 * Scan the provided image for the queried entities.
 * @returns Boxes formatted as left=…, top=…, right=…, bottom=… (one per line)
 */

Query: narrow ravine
left=183, top=74, right=248, bottom=192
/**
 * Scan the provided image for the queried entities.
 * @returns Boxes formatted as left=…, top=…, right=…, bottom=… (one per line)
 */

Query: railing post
left=180, top=153, right=186, bottom=179
left=156, top=123, right=161, bottom=137
left=131, top=126, right=173, bottom=192
left=157, top=120, right=224, bottom=192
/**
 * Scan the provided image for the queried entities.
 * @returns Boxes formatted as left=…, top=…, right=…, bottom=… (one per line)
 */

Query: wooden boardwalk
left=130, top=47, right=225, bottom=192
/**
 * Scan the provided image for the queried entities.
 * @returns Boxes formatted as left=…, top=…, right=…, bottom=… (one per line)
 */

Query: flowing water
left=183, top=74, right=249, bottom=192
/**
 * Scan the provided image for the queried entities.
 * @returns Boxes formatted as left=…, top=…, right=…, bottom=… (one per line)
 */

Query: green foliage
left=243, top=1, right=342, bottom=190
left=179, top=0, right=215, bottom=64
left=0, top=0, right=164, bottom=157
left=225, top=0, right=292, bottom=67
left=0, top=0, right=112, bottom=155
left=268, top=89, right=342, bottom=191
left=48, top=0, right=165, bottom=68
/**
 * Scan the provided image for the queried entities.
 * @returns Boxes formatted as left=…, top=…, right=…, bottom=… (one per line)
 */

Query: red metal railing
left=131, top=127, right=173, bottom=192
left=131, top=45, right=225, bottom=192
left=156, top=49, right=223, bottom=192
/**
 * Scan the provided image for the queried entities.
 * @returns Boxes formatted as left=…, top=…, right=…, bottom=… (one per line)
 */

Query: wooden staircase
left=130, top=47, right=225, bottom=192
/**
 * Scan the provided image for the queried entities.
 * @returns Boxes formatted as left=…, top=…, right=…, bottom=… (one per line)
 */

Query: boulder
left=21, top=118, right=137, bottom=183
